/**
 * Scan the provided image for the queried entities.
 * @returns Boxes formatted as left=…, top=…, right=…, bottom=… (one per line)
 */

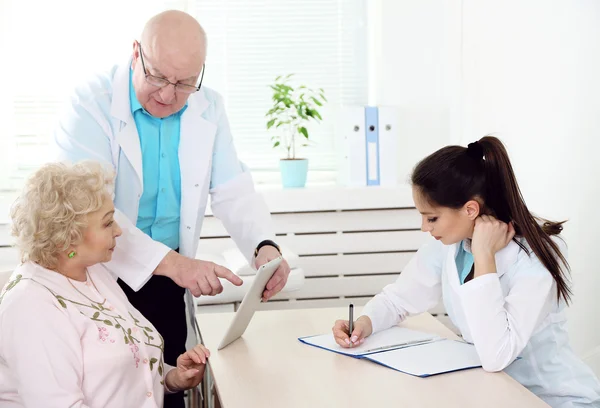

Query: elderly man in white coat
left=53, top=10, right=290, bottom=408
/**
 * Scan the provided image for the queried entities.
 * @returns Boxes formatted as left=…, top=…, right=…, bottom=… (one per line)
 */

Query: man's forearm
left=153, top=250, right=179, bottom=278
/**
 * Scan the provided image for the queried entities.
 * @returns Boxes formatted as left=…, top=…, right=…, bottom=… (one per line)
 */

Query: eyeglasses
left=137, top=42, right=205, bottom=94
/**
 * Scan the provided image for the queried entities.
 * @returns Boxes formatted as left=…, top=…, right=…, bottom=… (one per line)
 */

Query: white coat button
left=161, top=153, right=166, bottom=158
left=161, top=188, right=165, bottom=193
left=187, top=226, right=191, bottom=230
left=195, top=184, right=199, bottom=187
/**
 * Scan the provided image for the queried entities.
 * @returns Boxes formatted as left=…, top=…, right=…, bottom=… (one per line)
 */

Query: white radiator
left=197, top=185, right=452, bottom=329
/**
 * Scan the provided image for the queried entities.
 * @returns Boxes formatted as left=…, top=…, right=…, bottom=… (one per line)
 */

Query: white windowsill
left=0, top=170, right=413, bottom=245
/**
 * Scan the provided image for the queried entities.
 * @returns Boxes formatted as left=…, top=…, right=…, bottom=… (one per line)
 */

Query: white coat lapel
left=493, top=239, right=520, bottom=277
left=178, top=91, right=215, bottom=256
left=110, top=62, right=143, bottom=187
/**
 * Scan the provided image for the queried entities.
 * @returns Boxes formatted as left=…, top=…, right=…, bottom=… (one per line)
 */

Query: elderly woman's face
left=76, top=195, right=122, bottom=266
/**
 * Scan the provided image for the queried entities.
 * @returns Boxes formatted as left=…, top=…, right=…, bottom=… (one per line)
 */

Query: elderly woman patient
left=0, top=161, right=209, bottom=408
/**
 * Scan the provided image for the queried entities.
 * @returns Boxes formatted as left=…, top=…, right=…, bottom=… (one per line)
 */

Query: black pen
left=348, top=304, right=354, bottom=341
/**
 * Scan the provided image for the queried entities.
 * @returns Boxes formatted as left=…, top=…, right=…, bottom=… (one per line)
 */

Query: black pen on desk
left=348, top=303, right=354, bottom=341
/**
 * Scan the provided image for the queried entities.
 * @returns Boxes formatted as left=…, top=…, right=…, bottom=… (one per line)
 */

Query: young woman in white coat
left=332, top=136, right=600, bottom=407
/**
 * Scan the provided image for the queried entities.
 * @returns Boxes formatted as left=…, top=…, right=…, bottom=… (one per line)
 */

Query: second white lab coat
left=53, top=61, right=275, bottom=291
left=362, top=238, right=600, bottom=408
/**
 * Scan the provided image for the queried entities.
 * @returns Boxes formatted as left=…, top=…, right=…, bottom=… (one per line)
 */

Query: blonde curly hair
left=10, top=161, right=115, bottom=270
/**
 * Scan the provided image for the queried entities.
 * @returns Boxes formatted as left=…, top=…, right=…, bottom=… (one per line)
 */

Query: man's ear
left=464, top=200, right=481, bottom=220
left=131, top=41, right=140, bottom=70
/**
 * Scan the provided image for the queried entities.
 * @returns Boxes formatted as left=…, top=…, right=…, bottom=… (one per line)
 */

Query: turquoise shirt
left=129, top=73, right=187, bottom=250
left=455, top=240, right=475, bottom=285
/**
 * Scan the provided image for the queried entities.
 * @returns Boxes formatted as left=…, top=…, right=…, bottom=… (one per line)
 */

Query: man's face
left=131, top=41, right=204, bottom=118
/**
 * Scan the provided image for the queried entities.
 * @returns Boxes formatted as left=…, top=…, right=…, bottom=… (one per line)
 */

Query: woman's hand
left=332, top=315, right=373, bottom=348
left=471, top=215, right=515, bottom=258
left=471, top=215, right=515, bottom=278
left=165, top=344, right=210, bottom=392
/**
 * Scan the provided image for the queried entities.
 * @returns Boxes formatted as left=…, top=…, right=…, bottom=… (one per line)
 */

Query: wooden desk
left=196, top=307, right=548, bottom=408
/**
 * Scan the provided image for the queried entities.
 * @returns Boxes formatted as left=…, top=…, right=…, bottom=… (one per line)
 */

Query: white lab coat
left=362, top=238, right=600, bottom=408
left=53, top=61, right=275, bottom=291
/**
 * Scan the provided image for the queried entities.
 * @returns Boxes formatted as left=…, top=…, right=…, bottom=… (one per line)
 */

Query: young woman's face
left=412, top=187, right=479, bottom=245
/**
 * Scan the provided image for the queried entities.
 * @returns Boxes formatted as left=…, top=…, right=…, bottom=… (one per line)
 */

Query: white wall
left=0, top=0, right=16, bottom=192
left=375, top=0, right=461, bottom=182
left=378, top=0, right=600, bottom=375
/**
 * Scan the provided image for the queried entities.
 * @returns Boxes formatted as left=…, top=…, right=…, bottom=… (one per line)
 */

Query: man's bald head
left=141, top=10, right=207, bottom=69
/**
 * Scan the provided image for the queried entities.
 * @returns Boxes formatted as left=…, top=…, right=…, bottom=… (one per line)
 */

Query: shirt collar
left=457, top=238, right=520, bottom=278
left=462, top=239, right=473, bottom=254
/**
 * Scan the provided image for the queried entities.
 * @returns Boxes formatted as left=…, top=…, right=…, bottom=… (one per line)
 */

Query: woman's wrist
left=164, top=368, right=180, bottom=394
left=357, top=315, right=373, bottom=337
left=473, top=253, right=497, bottom=278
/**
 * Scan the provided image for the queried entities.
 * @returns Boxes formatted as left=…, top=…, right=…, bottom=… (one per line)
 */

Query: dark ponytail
left=411, top=136, right=571, bottom=304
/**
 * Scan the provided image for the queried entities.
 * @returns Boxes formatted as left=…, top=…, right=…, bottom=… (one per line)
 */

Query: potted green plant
left=266, top=74, right=327, bottom=188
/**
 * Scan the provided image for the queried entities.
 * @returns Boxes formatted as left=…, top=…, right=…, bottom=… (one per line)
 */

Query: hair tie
left=466, top=141, right=484, bottom=160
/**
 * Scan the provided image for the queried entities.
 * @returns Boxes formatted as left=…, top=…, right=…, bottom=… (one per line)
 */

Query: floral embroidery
left=1, top=275, right=166, bottom=383
left=98, top=327, right=109, bottom=342
left=129, top=343, right=141, bottom=368
left=0, top=274, right=23, bottom=305
left=98, top=327, right=116, bottom=344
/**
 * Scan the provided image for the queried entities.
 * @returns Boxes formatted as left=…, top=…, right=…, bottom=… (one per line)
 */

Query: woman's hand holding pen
left=332, top=316, right=373, bottom=348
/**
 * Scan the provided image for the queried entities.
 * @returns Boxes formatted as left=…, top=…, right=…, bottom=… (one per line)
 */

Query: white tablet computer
left=217, top=256, right=282, bottom=350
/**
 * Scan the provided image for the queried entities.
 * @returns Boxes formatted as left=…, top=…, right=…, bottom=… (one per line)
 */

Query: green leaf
left=310, top=97, right=323, bottom=106
left=312, top=110, right=323, bottom=120
left=320, top=94, right=328, bottom=102
left=266, top=107, right=281, bottom=116
left=92, top=312, right=100, bottom=319
left=124, top=335, right=129, bottom=344
left=286, top=73, right=294, bottom=78
left=103, top=320, right=113, bottom=326
left=115, top=324, right=121, bottom=329
left=273, top=142, right=280, bottom=148
left=266, top=118, right=276, bottom=129
left=299, top=127, right=309, bottom=139
left=57, top=298, right=67, bottom=308
left=158, top=365, right=163, bottom=376
left=127, top=328, right=132, bottom=335
left=275, top=75, right=282, bottom=81
left=144, top=326, right=153, bottom=332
